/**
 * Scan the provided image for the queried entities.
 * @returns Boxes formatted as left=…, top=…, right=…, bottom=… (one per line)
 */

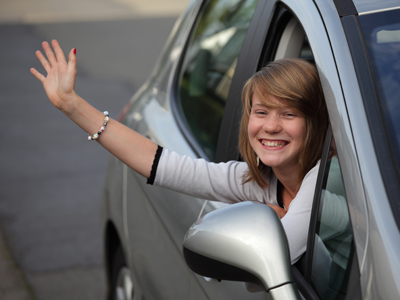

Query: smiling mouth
left=260, top=140, right=288, bottom=147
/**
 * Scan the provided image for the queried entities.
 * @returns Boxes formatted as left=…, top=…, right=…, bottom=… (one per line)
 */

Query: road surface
left=0, top=0, right=188, bottom=299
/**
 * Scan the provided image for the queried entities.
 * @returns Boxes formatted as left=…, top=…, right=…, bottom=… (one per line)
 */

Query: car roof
left=353, top=0, right=400, bottom=15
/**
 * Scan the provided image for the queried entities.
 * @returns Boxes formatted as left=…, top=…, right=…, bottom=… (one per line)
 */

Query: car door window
left=311, top=137, right=353, bottom=299
left=178, top=0, right=259, bottom=160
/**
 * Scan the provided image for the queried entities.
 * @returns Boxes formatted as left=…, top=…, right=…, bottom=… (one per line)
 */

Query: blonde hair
left=239, top=58, right=328, bottom=188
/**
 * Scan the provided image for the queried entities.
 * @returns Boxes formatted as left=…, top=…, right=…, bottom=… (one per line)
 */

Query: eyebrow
left=251, top=103, right=268, bottom=108
left=251, top=103, right=289, bottom=109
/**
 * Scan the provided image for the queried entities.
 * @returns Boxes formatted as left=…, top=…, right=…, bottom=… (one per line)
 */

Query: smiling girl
left=30, top=40, right=328, bottom=264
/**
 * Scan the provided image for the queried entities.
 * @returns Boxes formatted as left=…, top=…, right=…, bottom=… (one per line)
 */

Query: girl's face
left=248, top=94, right=306, bottom=172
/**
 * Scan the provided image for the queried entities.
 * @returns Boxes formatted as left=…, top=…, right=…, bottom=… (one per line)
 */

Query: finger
left=35, top=50, right=52, bottom=73
left=67, top=48, right=77, bottom=69
left=30, top=67, right=46, bottom=83
left=67, top=48, right=77, bottom=87
left=42, top=41, right=57, bottom=66
left=51, top=39, right=67, bottom=65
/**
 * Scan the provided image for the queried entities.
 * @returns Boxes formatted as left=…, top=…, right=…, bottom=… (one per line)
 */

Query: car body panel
left=314, top=0, right=371, bottom=273
left=103, top=0, right=400, bottom=299
left=321, top=3, right=400, bottom=299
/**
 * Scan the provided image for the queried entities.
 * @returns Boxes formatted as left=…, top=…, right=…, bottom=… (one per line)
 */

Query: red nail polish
left=73, top=48, right=76, bottom=54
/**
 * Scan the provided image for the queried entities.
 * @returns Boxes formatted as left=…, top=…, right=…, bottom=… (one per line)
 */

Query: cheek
left=247, top=117, right=258, bottom=137
left=247, top=120, right=253, bottom=137
left=247, top=120, right=259, bottom=147
left=293, top=120, right=306, bottom=143
left=300, top=120, right=307, bottom=139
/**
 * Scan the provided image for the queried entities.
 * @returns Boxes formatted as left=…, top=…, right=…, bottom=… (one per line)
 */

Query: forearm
left=67, top=94, right=158, bottom=178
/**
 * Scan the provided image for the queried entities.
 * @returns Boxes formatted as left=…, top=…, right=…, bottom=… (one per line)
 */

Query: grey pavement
left=0, top=0, right=187, bottom=299
left=0, top=228, right=33, bottom=300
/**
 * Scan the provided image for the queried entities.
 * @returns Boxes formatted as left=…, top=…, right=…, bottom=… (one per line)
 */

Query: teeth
left=261, top=141, right=287, bottom=147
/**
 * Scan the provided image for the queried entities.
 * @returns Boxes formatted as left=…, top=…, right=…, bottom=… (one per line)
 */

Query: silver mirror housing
left=183, top=201, right=301, bottom=299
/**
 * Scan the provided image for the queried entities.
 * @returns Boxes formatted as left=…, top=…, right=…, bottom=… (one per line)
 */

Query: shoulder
left=287, top=160, right=320, bottom=209
left=297, top=160, right=320, bottom=191
left=304, top=160, right=320, bottom=180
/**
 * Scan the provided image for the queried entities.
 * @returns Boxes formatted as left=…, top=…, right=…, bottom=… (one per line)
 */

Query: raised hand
left=30, top=40, right=77, bottom=115
left=30, top=39, right=158, bottom=179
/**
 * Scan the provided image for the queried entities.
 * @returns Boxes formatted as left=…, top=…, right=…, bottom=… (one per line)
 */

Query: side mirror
left=183, top=201, right=301, bottom=300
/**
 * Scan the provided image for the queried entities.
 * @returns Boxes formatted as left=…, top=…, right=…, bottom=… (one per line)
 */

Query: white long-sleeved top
left=153, top=148, right=320, bottom=264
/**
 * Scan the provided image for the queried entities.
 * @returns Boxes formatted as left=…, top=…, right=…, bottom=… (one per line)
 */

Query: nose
left=262, top=114, right=282, bottom=134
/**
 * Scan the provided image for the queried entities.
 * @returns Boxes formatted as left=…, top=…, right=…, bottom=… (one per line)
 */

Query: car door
left=202, top=0, right=368, bottom=298
left=124, top=0, right=267, bottom=299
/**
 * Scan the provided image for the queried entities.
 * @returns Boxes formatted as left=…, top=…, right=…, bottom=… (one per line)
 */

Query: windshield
left=359, top=9, right=400, bottom=174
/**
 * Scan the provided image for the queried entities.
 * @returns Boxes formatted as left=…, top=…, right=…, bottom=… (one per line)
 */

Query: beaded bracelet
left=87, top=111, right=110, bottom=141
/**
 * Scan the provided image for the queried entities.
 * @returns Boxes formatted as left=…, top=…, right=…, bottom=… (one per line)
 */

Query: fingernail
left=73, top=48, right=77, bottom=54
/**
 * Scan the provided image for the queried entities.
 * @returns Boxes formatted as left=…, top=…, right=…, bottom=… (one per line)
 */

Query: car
left=102, top=0, right=400, bottom=299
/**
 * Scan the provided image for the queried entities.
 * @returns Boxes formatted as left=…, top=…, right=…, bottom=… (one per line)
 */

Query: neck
left=272, top=165, right=300, bottom=198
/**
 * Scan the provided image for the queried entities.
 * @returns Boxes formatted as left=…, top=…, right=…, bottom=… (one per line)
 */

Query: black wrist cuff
left=147, top=145, right=163, bottom=185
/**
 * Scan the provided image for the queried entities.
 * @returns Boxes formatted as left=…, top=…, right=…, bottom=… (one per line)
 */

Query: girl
left=30, top=40, right=328, bottom=264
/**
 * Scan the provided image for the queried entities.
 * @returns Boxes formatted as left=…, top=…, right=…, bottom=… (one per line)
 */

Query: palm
left=30, top=40, right=77, bottom=114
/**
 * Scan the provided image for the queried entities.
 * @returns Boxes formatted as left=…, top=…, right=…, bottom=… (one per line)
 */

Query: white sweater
left=153, top=148, right=320, bottom=264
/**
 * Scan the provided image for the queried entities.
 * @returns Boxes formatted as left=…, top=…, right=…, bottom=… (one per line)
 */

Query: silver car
left=102, top=0, right=400, bottom=299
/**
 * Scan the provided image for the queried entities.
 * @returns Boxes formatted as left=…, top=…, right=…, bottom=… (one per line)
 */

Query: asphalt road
left=0, top=1, right=187, bottom=299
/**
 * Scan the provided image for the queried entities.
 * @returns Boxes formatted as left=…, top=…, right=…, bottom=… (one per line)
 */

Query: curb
left=0, top=228, right=35, bottom=300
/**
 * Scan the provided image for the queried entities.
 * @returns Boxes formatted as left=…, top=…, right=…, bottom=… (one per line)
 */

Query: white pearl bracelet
left=87, top=111, right=109, bottom=141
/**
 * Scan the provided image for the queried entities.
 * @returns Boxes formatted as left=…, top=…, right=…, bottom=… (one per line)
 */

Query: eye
left=283, top=112, right=297, bottom=118
left=250, top=107, right=267, bottom=116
